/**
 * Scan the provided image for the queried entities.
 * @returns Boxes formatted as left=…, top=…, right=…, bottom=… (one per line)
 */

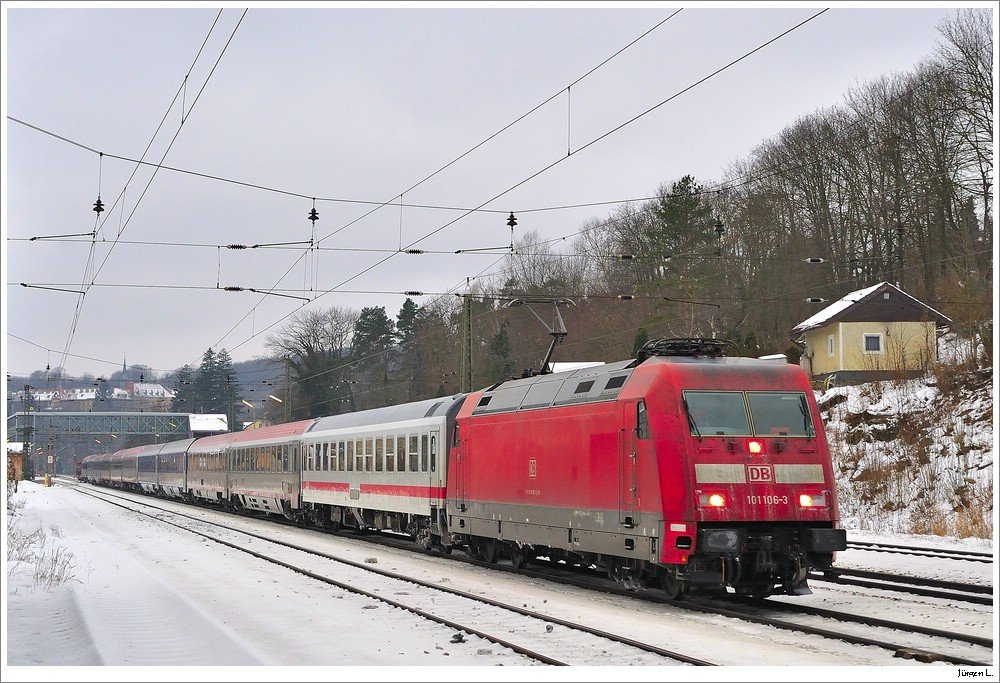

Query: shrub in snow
left=6, top=488, right=78, bottom=591
left=818, top=363, right=993, bottom=538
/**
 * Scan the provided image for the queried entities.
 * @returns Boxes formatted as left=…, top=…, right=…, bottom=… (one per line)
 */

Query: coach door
left=619, top=401, right=639, bottom=528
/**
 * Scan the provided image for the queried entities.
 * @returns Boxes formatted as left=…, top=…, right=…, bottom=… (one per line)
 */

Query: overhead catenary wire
left=211, top=9, right=832, bottom=363
left=30, top=10, right=244, bottom=384
left=8, top=248, right=986, bottom=398
left=9, top=47, right=960, bottom=252
left=10, top=9, right=978, bottom=382
left=191, top=11, right=689, bottom=363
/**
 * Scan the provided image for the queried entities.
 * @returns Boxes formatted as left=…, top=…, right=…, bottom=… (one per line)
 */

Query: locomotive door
left=619, top=402, right=638, bottom=527
left=456, top=434, right=468, bottom=512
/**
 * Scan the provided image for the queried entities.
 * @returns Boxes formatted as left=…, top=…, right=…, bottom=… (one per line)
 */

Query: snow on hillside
left=817, top=366, right=994, bottom=538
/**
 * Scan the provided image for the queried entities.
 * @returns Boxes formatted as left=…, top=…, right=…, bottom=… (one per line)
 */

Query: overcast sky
left=2, top=2, right=985, bottom=381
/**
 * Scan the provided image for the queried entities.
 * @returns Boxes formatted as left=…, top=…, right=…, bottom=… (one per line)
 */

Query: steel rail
left=71, top=485, right=713, bottom=666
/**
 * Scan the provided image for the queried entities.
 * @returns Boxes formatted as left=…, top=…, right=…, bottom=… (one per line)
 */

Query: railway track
left=846, top=540, right=994, bottom=564
left=71, top=484, right=713, bottom=667
left=810, top=568, right=994, bottom=606
left=67, top=480, right=993, bottom=666
left=515, top=558, right=993, bottom=666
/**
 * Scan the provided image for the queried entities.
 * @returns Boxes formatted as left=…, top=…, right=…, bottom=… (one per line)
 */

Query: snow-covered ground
left=818, top=369, right=993, bottom=538
left=3, top=480, right=995, bottom=680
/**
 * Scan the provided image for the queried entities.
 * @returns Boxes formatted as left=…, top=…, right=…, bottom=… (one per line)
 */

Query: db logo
left=747, top=465, right=773, bottom=482
left=528, top=458, right=537, bottom=479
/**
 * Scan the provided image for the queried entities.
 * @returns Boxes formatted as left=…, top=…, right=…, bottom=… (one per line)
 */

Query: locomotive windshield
left=746, top=392, right=815, bottom=437
left=682, top=391, right=751, bottom=436
left=682, top=391, right=813, bottom=437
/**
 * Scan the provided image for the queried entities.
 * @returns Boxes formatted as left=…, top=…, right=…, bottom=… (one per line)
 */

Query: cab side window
left=637, top=400, right=650, bottom=439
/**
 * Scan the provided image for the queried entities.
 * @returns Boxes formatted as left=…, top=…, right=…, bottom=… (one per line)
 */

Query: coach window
left=396, top=436, right=407, bottom=472
left=338, top=442, right=346, bottom=471
left=375, top=437, right=384, bottom=472
left=409, top=435, right=419, bottom=472
left=385, top=436, right=395, bottom=472
left=362, top=438, right=372, bottom=472
left=430, top=435, right=437, bottom=472
left=355, top=439, right=363, bottom=471
left=636, top=401, right=650, bottom=439
left=307, top=444, right=314, bottom=471
left=421, top=434, right=429, bottom=472
left=346, top=440, right=354, bottom=471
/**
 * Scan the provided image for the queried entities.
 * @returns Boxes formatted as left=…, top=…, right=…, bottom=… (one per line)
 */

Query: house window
left=863, top=333, right=883, bottom=354
left=827, top=335, right=834, bottom=356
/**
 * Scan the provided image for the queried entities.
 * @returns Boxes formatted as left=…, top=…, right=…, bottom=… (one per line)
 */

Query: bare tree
left=265, top=306, right=359, bottom=417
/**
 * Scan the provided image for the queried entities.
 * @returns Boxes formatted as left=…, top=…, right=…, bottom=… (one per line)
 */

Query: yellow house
left=791, top=282, right=952, bottom=385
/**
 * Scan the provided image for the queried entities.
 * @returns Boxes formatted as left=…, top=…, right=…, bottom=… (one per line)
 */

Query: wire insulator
left=403, top=291, right=423, bottom=296
left=404, top=249, right=424, bottom=254
left=223, top=286, right=245, bottom=292
left=618, top=294, right=635, bottom=300
left=226, top=244, right=247, bottom=250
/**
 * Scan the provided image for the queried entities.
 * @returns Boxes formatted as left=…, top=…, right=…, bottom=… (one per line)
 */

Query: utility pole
left=45, top=434, right=54, bottom=486
left=21, top=385, right=35, bottom=481
left=283, top=357, right=292, bottom=422
left=461, top=293, right=473, bottom=393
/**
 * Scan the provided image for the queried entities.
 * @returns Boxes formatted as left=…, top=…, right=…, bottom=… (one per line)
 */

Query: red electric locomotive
left=446, top=338, right=846, bottom=598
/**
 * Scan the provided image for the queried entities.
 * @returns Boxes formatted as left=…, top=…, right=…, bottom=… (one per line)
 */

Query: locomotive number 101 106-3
left=746, top=494, right=789, bottom=505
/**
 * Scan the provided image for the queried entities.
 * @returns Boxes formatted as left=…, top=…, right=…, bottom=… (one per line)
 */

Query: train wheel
left=508, top=543, right=529, bottom=569
left=415, top=528, right=434, bottom=552
left=481, top=538, right=500, bottom=564
left=661, top=573, right=686, bottom=601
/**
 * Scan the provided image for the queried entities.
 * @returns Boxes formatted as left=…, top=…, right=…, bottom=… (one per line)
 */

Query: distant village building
left=791, top=281, right=952, bottom=385
left=7, top=443, right=25, bottom=484
left=8, top=383, right=175, bottom=412
left=126, top=382, right=175, bottom=412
